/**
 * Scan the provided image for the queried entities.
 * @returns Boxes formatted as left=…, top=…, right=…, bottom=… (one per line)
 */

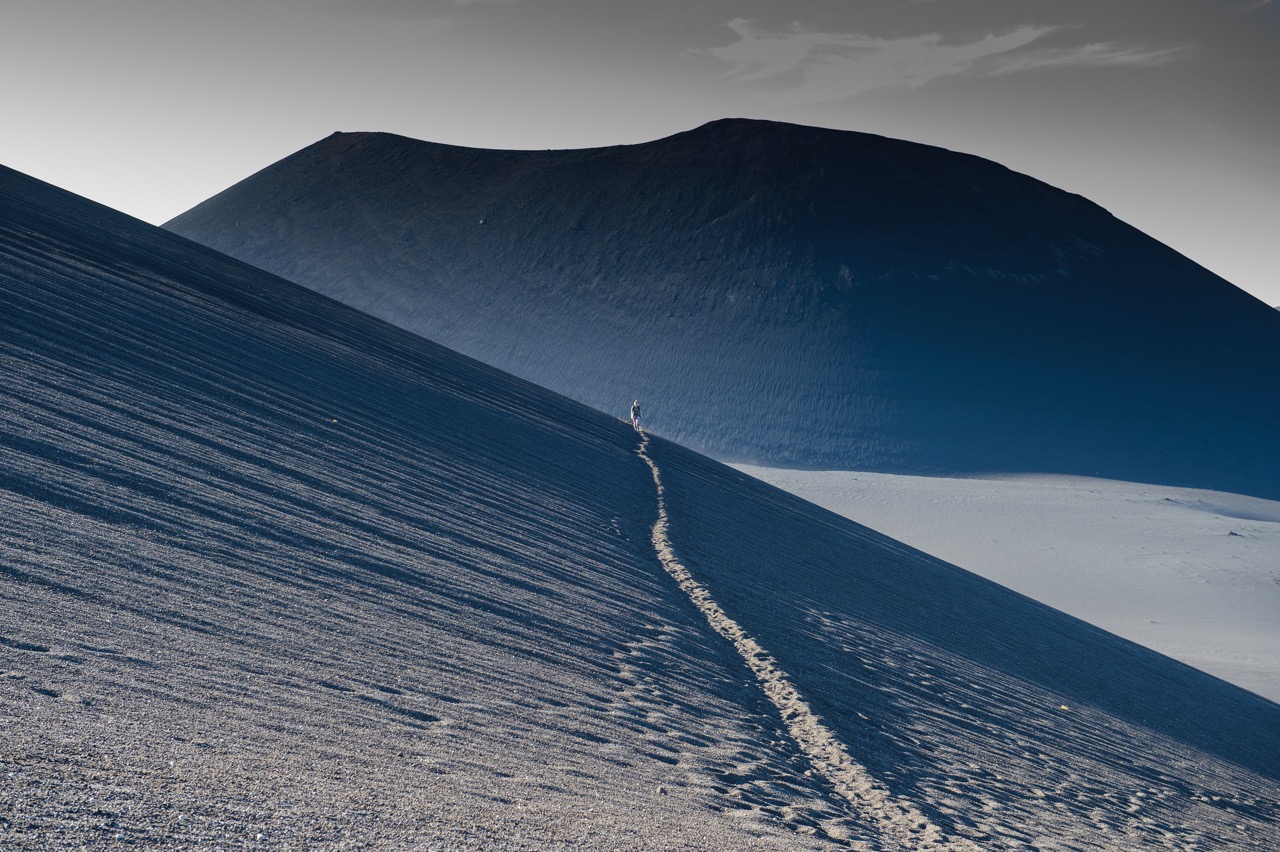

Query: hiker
left=630, top=400, right=642, bottom=431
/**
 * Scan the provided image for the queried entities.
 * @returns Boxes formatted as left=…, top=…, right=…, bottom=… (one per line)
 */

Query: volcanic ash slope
left=3, top=166, right=1279, bottom=849
left=1, top=167, right=845, bottom=850
left=166, top=118, right=1280, bottom=499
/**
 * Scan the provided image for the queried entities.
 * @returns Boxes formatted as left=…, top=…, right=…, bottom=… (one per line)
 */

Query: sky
left=2, top=0, right=1278, bottom=305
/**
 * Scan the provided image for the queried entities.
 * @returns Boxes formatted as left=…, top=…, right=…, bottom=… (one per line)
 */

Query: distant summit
left=167, top=119, right=1280, bottom=497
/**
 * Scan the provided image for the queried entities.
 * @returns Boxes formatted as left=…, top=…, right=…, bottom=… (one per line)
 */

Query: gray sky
left=3, top=0, right=1278, bottom=304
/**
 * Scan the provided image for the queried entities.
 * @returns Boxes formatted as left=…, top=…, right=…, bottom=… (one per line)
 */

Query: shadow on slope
left=166, top=118, right=1280, bottom=499
left=650, top=435, right=1280, bottom=849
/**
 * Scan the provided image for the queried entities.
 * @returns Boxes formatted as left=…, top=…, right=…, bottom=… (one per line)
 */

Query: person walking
left=630, top=400, right=642, bottom=431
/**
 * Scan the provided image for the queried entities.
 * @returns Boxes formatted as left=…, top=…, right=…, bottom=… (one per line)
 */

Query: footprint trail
left=636, top=433, right=975, bottom=850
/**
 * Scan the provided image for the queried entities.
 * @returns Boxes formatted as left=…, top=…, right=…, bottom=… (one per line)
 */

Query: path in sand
left=636, top=431, right=975, bottom=851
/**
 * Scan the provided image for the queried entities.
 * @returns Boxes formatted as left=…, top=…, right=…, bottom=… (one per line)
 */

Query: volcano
left=166, top=118, right=1280, bottom=499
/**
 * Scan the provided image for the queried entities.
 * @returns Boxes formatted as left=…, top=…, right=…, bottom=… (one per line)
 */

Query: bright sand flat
left=738, top=466, right=1280, bottom=702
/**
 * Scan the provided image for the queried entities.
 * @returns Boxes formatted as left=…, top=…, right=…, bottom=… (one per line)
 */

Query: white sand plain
left=738, top=466, right=1280, bottom=703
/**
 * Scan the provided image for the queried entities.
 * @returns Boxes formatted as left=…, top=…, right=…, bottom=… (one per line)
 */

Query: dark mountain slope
left=0, top=165, right=850, bottom=849
left=167, top=118, right=1280, bottom=498
left=2, top=166, right=1278, bottom=849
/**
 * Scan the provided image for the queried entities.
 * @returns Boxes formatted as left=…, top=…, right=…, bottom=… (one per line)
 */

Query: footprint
left=1, top=636, right=50, bottom=653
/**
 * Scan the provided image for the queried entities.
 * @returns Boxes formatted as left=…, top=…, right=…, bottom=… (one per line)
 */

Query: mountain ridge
left=166, top=118, right=1280, bottom=499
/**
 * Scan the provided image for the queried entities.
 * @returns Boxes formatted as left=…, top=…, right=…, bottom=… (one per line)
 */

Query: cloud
left=706, top=19, right=1183, bottom=102
left=978, top=41, right=1185, bottom=76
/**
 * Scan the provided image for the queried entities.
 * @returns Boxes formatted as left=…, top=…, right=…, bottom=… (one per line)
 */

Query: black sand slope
left=1, top=165, right=847, bottom=850
left=166, top=118, right=1280, bottom=499
left=4, top=167, right=1279, bottom=849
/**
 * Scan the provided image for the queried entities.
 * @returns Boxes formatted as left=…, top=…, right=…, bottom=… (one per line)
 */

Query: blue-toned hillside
left=167, top=119, right=1280, bottom=497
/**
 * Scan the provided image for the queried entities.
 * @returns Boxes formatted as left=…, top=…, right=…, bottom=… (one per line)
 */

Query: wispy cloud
left=979, top=41, right=1185, bottom=76
left=706, top=19, right=1183, bottom=101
